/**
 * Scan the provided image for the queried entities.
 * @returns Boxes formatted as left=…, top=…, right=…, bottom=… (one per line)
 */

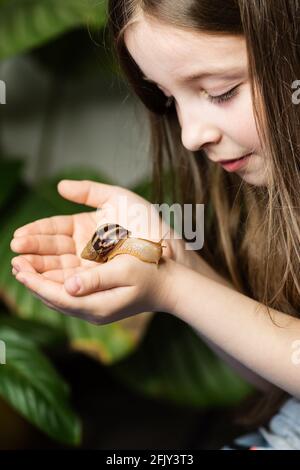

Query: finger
left=14, top=270, right=83, bottom=312
left=13, top=215, right=74, bottom=237
left=11, top=256, right=36, bottom=274
left=13, top=269, right=118, bottom=322
left=11, top=255, right=85, bottom=283
left=10, top=234, right=76, bottom=255
left=10, top=258, right=53, bottom=306
left=64, top=256, right=133, bottom=296
left=26, top=286, right=74, bottom=315
left=42, top=266, right=87, bottom=283
left=14, top=265, right=138, bottom=324
left=57, top=179, right=117, bottom=209
left=12, top=254, right=79, bottom=273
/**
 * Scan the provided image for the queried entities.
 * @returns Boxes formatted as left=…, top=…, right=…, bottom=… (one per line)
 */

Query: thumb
left=57, top=179, right=115, bottom=209
left=64, top=262, right=126, bottom=296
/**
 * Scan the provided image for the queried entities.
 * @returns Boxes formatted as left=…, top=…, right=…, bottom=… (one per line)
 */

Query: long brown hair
left=107, top=0, right=300, bottom=428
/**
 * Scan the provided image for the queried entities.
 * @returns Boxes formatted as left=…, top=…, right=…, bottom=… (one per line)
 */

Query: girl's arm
left=166, top=260, right=300, bottom=398
left=170, top=239, right=273, bottom=392
left=192, top=330, right=273, bottom=393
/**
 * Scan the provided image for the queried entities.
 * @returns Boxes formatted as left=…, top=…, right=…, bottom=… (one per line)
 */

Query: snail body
left=81, top=223, right=165, bottom=265
left=105, top=237, right=163, bottom=264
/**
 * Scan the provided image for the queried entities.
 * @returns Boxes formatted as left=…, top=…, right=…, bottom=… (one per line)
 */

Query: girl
left=10, top=0, right=300, bottom=449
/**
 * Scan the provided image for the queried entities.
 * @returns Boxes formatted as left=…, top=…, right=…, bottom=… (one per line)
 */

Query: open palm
left=11, top=211, right=103, bottom=283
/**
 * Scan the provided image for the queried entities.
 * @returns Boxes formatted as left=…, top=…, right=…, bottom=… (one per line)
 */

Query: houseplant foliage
left=0, top=0, right=107, bottom=61
left=0, top=0, right=253, bottom=446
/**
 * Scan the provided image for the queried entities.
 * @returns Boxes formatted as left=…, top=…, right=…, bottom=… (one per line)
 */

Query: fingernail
left=65, top=276, right=81, bottom=294
left=16, top=273, right=27, bottom=286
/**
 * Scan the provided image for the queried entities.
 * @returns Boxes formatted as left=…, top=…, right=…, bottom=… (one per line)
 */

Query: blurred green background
left=0, top=0, right=253, bottom=449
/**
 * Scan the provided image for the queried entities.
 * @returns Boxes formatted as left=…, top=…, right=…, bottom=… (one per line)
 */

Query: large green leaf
left=66, top=312, right=153, bottom=365
left=111, top=313, right=253, bottom=408
left=0, top=312, right=64, bottom=348
left=0, top=326, right=81, bottom=444
left=0, top=0, right=108, bottom=60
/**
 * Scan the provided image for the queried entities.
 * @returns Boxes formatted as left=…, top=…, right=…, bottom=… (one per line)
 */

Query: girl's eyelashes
left=207, top=85, right=240, bottom=104
left=163, top=84, right=240, bottom=107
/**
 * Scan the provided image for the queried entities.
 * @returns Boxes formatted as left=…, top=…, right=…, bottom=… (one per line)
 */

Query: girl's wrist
left=159, top=258, right=191, bottom=316
left=168, top=234, right=234, bottom=290
left=155, top=257, right=180, bottom=314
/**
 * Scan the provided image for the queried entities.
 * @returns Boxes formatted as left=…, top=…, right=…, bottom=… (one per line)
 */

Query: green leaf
left=0, top=326, right=81, bottom=444
left=0, top=0, right=108, bottom=60
left=111, top=313, right=253, bottom=408
left=0, top=312, right=64, bottom=348
left=66, top=314, right=152, bottom=365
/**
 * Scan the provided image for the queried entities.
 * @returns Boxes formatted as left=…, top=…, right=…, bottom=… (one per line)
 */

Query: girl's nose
left=181, top=122, right=222, bottom=153
left=175, top=98, right=222, bottom=152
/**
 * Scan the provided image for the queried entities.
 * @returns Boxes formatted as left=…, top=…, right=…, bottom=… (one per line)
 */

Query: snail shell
left=81, top=223, right=164, bottom=264
left=81, top=223, right=131, bottom=263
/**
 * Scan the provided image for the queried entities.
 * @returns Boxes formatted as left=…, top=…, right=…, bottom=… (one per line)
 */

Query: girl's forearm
left=169, top=239, right=272, bottom=391
left=166, top=260, right=300, bottom=398
left=191, top=328, right=273, bottom=392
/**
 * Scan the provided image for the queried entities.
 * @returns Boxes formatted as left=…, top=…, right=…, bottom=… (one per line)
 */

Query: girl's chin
left=239, top=169, right=269, bottom=187
left=241, top=176, right=267, bottom=186
left=237, top=155, right=269, bottom=187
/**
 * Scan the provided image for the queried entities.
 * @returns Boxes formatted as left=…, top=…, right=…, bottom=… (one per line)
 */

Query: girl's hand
left=11, top=251, right=173, bottom=325
left=10, top=179, right=175, bottom=323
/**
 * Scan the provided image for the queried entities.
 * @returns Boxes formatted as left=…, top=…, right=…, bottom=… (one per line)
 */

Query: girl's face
left=124, top=15, right=269, bottom=187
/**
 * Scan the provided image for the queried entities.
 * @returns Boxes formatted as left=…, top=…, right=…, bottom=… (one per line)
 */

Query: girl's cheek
left=232, top=117, right=259, bottom=146
left=229, top=97, right=261, bottom=149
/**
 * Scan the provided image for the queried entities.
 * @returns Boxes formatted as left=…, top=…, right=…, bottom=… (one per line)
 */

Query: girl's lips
left=219, top=153, right=253, bottom=172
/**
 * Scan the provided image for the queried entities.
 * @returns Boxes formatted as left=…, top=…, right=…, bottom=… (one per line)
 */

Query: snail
left=81, top=223, right=167, bottom=265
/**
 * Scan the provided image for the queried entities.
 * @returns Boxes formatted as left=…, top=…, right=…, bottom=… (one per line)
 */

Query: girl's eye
left=163, top=84, right=240, bottom=109
left=207, top=85, right=240, bottom=104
